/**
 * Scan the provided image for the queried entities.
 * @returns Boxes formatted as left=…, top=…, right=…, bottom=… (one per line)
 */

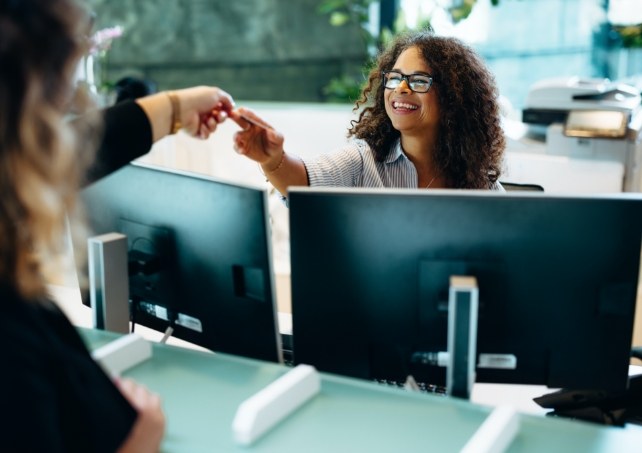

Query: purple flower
left=90, top=26, right=124, bottom=55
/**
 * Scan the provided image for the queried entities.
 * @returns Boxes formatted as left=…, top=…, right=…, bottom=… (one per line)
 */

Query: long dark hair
left=349, top=30, right=505, bottom=189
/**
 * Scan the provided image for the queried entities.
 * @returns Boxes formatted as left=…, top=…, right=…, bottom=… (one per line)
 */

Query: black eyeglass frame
left=381, top=70, right=435, bottom=93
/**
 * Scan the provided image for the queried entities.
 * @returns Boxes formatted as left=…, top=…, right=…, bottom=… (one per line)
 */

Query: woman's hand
left=136, top=86, right=235, bottom=142
left=229, top=107, right=308, bottom=194
left=116, top=378, right=165, bottom=453
left=173, top=86, right=235, bottom=139
left=230, top=107, right=285, bottom=171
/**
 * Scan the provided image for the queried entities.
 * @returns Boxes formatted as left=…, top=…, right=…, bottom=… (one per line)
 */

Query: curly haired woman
left=232, top=29, right=506, bottom=195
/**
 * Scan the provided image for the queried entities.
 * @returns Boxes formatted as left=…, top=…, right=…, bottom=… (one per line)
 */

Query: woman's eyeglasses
left=382, top=70, right=434, bottom=93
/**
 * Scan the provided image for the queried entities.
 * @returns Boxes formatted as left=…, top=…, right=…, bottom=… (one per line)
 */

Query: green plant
left=318, top=0, right=504, bottom=102
left=322, top=73, right=368, bottom=103
left=318, top=0, right=376, bottom=38
left=613, top=24, right=642, bottom=48
left=317, top=0, right=381, bottom=102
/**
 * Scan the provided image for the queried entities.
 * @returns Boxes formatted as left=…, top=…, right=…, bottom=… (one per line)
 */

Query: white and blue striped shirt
left=301, top=139, right=503, bottom=191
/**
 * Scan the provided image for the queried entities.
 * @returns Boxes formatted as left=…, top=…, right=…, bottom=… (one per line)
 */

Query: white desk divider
left=461, top=406, right=520, bottom=453
left=232, top=364, right=321, bottom=445
left=91, top=333, right=152, bottom=377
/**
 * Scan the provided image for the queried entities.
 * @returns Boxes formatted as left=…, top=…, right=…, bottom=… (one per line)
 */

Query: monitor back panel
left=80, top=163, right=281, bottom=363
left=289, top=188, right=642, bottom=390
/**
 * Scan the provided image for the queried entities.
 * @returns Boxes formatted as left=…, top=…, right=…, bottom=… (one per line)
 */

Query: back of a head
left=0, top=0, right=95, bottom=297
left=114, top=76, right=157, bottom=103
left=0, top=0, right=92, bottom=123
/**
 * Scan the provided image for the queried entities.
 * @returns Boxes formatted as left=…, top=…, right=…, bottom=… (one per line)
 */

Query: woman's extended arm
left=88, top=86, right=234, bottom=184
left=230, top=107, right=308, bottom=196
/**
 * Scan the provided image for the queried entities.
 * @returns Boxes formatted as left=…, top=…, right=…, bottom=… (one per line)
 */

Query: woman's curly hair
left=349, top=30, right=505, bottom=189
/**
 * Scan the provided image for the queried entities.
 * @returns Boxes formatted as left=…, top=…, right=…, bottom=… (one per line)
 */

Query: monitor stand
left=446, top=275, right=479, bottom=399
left=88, top=232, right=130, bottom=334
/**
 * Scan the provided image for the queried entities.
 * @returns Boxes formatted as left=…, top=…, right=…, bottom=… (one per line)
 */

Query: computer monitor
left=78, top=162, right=281, bottom=363
left=288, top=187, right=642, bottom=391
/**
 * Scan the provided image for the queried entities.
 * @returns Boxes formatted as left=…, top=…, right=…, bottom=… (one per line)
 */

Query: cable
left=129, top=297, right=138, bottom=333
left=160, top=325, right=174, bottom=344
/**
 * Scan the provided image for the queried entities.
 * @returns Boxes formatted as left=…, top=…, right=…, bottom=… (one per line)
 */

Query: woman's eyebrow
left=390, top=69, right=432, bottom=76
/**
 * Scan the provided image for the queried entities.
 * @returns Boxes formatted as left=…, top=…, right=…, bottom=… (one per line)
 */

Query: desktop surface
left=81, top=328, right=642, bottom=452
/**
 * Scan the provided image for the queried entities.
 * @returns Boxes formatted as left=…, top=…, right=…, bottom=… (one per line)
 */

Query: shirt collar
left=384, top=139, right=405, bottom=164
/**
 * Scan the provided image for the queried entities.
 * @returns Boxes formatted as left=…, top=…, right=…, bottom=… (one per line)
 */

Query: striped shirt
left=301, top=139, right=504, bottom=191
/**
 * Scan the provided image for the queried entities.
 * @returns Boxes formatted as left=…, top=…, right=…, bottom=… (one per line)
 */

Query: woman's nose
left=395, top=78, right=411, bottom=93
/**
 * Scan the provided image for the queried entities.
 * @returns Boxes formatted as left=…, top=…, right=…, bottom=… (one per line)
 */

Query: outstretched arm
left=88, top=86, right=235, bottom=184
left=230, top=107, right=308, bottom=196
left=136, top=86, right=235, bottom=142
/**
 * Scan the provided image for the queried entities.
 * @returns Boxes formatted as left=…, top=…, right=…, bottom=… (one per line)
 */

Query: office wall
left=86, top=0, right=368, bottom=101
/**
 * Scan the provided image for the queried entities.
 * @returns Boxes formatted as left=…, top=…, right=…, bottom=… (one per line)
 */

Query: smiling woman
left=381, top=46, right=442, bottom=188
left=231, top=29, right=505, bottom=198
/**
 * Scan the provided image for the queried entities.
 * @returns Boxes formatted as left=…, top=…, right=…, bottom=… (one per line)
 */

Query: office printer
left=522, top=76, right=641, bottom=126
left=519, top=76, right=642, bottom=192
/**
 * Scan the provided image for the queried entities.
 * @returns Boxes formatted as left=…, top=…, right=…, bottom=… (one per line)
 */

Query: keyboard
left=373, top=378, right=447, bottom=395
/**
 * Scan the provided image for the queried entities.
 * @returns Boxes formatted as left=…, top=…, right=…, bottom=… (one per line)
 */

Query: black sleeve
left=85, top=100, right=153, bottom=184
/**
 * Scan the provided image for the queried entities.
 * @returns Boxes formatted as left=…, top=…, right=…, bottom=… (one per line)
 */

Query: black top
left=87, top=100, right=153, bottom=183
left=0, top=100, right=153, bottom=452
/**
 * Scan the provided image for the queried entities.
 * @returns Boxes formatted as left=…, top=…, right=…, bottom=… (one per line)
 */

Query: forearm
left=261, top=153, right=309, bottom=196
left=135, top=86, right=234, bottom=143
left=85, top=101, right=153, bottom=184
left=135, top=92, right=173, bottom=142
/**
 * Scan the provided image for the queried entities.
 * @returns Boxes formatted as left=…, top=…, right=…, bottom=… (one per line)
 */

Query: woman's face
left=383, top=46, right=440, bottom=138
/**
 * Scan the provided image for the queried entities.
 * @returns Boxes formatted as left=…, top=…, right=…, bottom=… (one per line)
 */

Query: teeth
left=393, top=101, right=418, bottom=110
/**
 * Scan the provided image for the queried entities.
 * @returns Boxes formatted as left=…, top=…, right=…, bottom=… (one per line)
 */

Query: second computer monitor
left=80, top=162, right=281, bottom=363
left=289, top=188, right=642, bottom=391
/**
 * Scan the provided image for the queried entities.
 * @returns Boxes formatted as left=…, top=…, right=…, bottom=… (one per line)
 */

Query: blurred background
left=83, top=0, right=642, bottom=112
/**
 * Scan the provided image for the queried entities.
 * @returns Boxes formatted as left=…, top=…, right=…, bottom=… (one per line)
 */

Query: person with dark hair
left=0, top=0, right=234, bottom=451
left=114, top=76, right=158, bottom=103
left=232, top=30, right=506, bottom=195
